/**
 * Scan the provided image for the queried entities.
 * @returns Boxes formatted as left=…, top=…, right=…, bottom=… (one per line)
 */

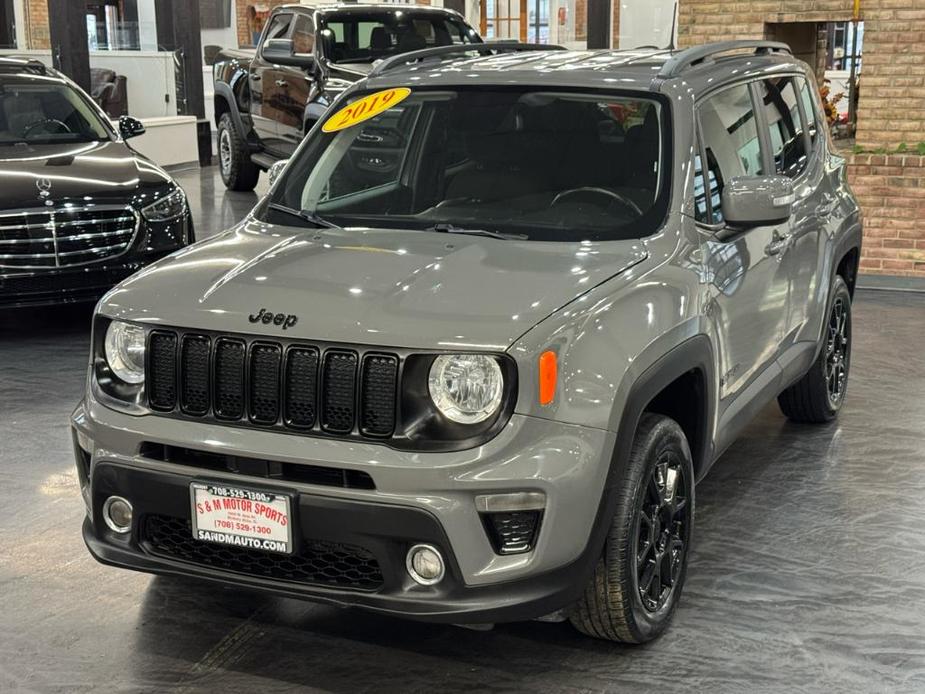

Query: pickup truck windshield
left=0, top=79, right=111, bottom=146
left=319, top=12, right=477, bottom=64
left=267, top=87, right=671, bottom=242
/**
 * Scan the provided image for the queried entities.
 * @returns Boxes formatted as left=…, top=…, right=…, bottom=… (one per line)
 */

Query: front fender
left=509, top=229, right=703, bottom=428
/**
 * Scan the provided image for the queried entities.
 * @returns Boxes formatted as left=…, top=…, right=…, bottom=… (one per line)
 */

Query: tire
left=778, top=275, right=852, bottom=423
left=217, top=112, right=259, bottom=192
left=569, top=413, right=694, bottom=643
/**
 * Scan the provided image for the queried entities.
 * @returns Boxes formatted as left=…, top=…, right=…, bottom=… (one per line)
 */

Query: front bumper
left=72, top=396, right=615, bottom=623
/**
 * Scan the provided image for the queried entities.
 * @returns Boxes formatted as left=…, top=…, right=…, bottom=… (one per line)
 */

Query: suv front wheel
left=570, top=413, right=694, bottom=643
left=218, top=113, right=259, bottom=192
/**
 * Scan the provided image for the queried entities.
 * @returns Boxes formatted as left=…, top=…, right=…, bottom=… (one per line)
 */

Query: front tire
left=218, top=113, right=259, bottom=192
left=569, top=414, right=694, bottom=643
left=778, top=275, right=852, bottom=423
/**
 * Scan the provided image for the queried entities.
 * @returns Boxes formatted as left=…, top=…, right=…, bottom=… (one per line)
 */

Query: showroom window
left=757, top=76, right=808, bottom=178
left=695, top=83, right=763, bottom=225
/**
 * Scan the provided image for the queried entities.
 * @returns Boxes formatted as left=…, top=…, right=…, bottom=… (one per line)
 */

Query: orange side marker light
left=539, top=350, right=557, bottom=406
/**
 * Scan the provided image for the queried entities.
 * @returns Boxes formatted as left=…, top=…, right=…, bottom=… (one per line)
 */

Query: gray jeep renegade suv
left=72, top=41, right=862, bottom=643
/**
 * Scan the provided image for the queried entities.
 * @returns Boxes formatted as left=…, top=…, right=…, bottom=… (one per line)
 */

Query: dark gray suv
left=73, top=41, right=862, bottom=643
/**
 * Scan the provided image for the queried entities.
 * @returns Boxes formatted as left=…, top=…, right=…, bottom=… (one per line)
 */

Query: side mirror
left=268, top=158, right=289, bottom=187
left=119, top=115, right=146, bottom=140
left=263, top=38, right=317, bottom=71
left=720, top=175, right=794, bottom=229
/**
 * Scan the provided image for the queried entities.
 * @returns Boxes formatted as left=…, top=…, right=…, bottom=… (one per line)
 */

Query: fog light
left=406, top=544, right=445, bottom=585
left=103, top=496, right=133, bottom=534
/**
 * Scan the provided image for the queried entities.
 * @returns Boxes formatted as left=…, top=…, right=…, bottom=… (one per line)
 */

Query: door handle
left=274, top=79, right=288, bottom=87
left=765, top=230, right=792, bottom=256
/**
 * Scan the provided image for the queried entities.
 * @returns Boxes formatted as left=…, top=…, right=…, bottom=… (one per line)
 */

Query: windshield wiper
left=425, top=223, right=527, bottom=241
left=267, top=203, right=342, bottom=230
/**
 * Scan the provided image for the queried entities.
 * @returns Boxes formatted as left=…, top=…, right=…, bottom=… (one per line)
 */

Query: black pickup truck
left=212, top=3, right=480, bottom=190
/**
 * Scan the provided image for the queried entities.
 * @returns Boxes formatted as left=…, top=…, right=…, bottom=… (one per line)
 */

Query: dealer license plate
left=190, top=482, right=293, bottom=554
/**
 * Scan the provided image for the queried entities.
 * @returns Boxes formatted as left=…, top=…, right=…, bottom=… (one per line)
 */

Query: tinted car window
left=0, top=79, right=110, bottom=145
left=263, top=13, right=292, bottom=42
left=321, top=12, right=475, bottom=63
left=758, top=77, right=807, bottom=178
left=696, top=84, right=762, bottom=224
left=267, top=88, right=671, bottom=242
left=292, top=14, right=315, bottom=54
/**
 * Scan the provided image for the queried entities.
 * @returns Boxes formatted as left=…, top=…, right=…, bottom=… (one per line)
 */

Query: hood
left=0, top=140, right=173, bottom=209
left=101, top=219, right=648, bottom=350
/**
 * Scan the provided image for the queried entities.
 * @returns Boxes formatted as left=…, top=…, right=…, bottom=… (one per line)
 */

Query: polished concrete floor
left=2, top=166, right=925, bottom=693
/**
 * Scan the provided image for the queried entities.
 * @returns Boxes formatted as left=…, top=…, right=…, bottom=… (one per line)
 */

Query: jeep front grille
left=0, top=205, right=138, bottom=269
left=145, top=329, right=400, bottom=441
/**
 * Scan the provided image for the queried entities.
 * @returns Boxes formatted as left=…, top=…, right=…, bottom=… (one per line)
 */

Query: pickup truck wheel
left=778, top=276, right=852, bottom=423
left=218, top=113, right=259, bottom=191
left=569, top=413, right=693, bottom=643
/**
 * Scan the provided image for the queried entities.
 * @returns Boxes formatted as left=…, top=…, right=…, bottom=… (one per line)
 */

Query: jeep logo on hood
left=249, top=308, right=298, bottom=330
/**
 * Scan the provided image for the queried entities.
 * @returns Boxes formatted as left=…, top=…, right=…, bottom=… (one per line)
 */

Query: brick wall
left=24, top=0, right=50, bottom=49
left=849, top=154, right=925, bottom=276
left=612, top=0, right=619, bottom=47
left=678, top=0, right=925, bottom=278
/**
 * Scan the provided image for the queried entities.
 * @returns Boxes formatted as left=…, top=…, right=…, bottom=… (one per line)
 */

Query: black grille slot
left=180, top=335, right=211, bottom=415
left=361, top=354, right=398, bottom=436
left=285, top=347, right=319, bottom=428
left=249, top=343, right=282, bottom=424
left=148, top=331, right=178, bottom=411
left=214, top=338, right=246, bottom=419
left=321, top=351, right=358, bottom=433
left=142, top=515, right=383, bottom=590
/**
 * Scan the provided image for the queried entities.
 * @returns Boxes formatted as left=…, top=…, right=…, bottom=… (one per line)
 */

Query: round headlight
left=428, top=354, right=504, bottom=424
left=104, top=320, right=146, bottom=384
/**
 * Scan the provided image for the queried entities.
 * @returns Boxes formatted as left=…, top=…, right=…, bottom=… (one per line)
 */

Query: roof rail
left=657, top=40, right=791, bottom=79
left=0, top=56, right=48, bottom=75
left=368, top=42, right=566, bottom=79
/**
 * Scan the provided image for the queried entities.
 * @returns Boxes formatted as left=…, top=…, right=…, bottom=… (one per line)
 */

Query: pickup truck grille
left=146, top=329, right=400, bottom=440
left=0, top=205, right=138, bottom=269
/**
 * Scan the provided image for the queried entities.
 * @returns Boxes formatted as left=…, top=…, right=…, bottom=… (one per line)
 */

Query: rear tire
left=218, top=112, right=259, bottom=192
left=778, top=276, right=852, bottom=423
left=569, top=414, right=694, bottom=643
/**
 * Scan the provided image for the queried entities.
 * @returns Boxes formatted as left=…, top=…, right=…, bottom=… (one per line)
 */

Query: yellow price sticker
left=322, top=87, right=412, bottom=133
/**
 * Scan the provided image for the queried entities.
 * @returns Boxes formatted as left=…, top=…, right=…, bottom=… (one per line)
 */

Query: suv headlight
left=141, top=188, right=186, bottom=222
left=428, top=354, right=504, bottom=424
left=104, top=320, right=146, bottom=384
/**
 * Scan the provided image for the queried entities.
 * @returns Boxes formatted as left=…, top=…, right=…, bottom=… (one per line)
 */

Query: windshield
left=266, top=87, right=671, bottom=242
left=320, top=12, right=477, bottom=64
left=0, top=77, right=111, bottom=146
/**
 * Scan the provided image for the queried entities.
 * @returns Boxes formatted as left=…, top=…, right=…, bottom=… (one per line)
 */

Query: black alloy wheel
left=825, top=294, right=850, bottom=409
left=635, top=449, right=690, bottom=612
left=778, top=275, right=853, bottom=423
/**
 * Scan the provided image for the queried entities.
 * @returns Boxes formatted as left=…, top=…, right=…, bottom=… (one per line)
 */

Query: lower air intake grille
left=482, top=511, right=542, bottom=555
left=142, top=514, right=384, bottom=590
